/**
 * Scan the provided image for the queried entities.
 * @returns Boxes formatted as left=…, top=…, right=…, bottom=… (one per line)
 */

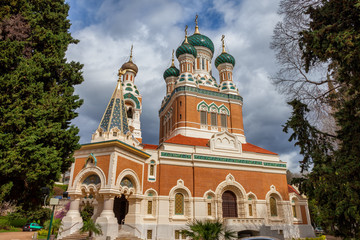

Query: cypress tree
left=0, top=0, right=83, bottom=210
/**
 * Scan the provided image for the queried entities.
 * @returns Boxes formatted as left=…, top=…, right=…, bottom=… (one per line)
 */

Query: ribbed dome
left=121, top=60, right=138, bottom=73
left=163, top=66, right=180, bottom=79
left=215, top=52, right=235, bottom=68
left=176, top=42, right=197, bottom=58
left=187, top=34, right=214, bottom=53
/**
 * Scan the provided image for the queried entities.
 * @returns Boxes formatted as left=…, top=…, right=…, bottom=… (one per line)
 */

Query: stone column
left=58, top=195, right=83, bottom=239
left=95, top=194, right=119, bottom=240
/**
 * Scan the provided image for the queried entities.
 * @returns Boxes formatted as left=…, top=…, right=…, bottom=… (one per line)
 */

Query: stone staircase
left=115, top=228, right=142, bottom=240
left=60, top=231, right=89, bottom=240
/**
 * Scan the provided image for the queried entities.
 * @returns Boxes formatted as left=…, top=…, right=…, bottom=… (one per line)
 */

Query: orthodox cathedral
left=59, top=18, right=314, bottom=240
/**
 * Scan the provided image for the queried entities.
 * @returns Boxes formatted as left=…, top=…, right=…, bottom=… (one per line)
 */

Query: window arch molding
left=215, top=174, right=247, bottom=218
left=247, top=192, right=258, bottom=217
left=169, top=179, right=192, bottom=220
left=218, top=104, right=230, bottom=115
left=265, top=185, right=283, bottom=219
left=290, top=193, right=302, bottom=222
left=115, top=169, right=141, bottom=195
left=144, top=188, right=158, bottom=217
left=197, top=101, right=209, bottom=112
left=72, top=166, right=107, bottom=194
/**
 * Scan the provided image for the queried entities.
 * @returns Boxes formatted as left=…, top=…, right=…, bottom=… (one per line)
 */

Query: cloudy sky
left=66, top=0, right=302, bottom=171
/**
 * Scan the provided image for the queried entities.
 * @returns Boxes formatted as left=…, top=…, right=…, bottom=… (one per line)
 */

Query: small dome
left=215, top=52, right=235, bottom=68
left=176, top=42, right=197, bottom=58
left=163, top=66, right=180, bottom=79
left=121, top=60, right=138, bottom=74
left=187, top=34, right=214, bottom=53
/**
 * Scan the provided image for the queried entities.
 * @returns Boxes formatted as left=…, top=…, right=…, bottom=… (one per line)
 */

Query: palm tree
left=79, top=219, right=102, bottom=240
left=181, top=219, right=236, bottom=240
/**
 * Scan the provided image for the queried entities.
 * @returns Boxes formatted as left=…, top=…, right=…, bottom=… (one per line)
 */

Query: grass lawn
left=0, top=227, right=22, bottom=233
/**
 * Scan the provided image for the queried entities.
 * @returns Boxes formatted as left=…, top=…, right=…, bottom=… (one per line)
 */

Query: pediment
left=209, top=131, right=242, bottom=153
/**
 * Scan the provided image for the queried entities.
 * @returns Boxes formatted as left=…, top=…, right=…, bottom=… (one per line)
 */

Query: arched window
left=220, top=114, right=227, bottom=128
left=222, top=190, right=237, bottom=218
left=175, top=193, right=184, bottom=215
left=211, top=112, right=217, bottom=126
left=127, top=107, right=133, bottom=119
left=148, top=160, right=156, bottom=181
left=202, top=58, right=205, bottom=70
left=270, top=196, right=277, bottom=217
left=200, top=111, right=207, bottom=125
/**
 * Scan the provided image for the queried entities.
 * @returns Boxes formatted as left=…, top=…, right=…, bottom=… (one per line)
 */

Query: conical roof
left=98, top=78, right=129, bottom=134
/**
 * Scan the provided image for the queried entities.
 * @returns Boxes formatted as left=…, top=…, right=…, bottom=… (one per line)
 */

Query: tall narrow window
left=202, top=58, right=205, bottom=70
left=220, top=114, right=227, bottom=128
left=200, top=111, right=207, bottom=125
left=187, top=64, right=190, bottom=71
left=147, top=201, right=153, bottom=214
left=292, top=205, right=297, bottom=218
left=207, top=203, right=212, bottom=216
left=211, top=112, right=217, bottom=126
left=175, top=230, right=180, bottom=239
left=270, top=197, right=278, bottom=217
left=175, top=193, right=184, bottom=215
left=222, top=191, right=237, bottom=218
left=149, top=165, right=154, bottom=176
left=147, top=230, right=152, bottom=239
left=249, top=204, right=253, bottom=216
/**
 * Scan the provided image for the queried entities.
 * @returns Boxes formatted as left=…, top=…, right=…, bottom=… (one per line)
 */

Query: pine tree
left=0, top=0, right=83, bottom=210
left=281, top=0, right=360, bottom=237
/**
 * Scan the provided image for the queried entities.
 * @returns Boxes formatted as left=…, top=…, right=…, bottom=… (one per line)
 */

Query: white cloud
left=67, top=0, right=303, bottom=172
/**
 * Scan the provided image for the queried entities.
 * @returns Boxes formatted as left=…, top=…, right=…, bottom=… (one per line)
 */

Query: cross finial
left=194, top=14, right=200, bottom=34
left=184, top=25, right=189, bottom=43
left=221, top=35, right=226, bottom=53
left=129, top=45, right=133, bottom=62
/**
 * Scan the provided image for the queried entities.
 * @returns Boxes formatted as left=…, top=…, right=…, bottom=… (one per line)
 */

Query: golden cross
left=195, top=14, right=198, bottom=25
left=185, top=25, right=188, bottom=36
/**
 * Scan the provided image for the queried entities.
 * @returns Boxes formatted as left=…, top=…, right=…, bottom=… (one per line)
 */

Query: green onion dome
left=215, top=52, right=235, bottom=68
left=187, top=34, right=214, bottom=53
left=163, top=66, right=180, bottom=79
left=176, top=42, right=197, bottom=58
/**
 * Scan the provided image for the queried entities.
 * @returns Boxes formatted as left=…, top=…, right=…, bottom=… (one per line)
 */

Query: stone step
left=61, top=231, right=89, bottom=240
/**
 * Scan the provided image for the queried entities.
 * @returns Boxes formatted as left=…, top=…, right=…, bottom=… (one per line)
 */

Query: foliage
left=38, top=229, right=48, bottom=236
left=0, top=0, right=83, bottom=210
left=275, top=0, right=360, bottom=238
left=53, top=186, right=65, bottom=196
left=181, top=219, right=236, bottom=240
left=79, top=219, right=102, bottom=239
left=54, top=184, right=68, bottom=193
left=44, top=218, right=61, bottom=235
left=81, top=203, right=94, bottom=222
left=8, top=217, right=27, bottom=228
left=0, top=216, right=11, bottom=230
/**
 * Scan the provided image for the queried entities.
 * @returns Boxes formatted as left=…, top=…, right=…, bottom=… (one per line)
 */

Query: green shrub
left=38, top=229, right=48, bottom=236
left=0, top=216, right=10, bottom=230
left=9, top=218, right=27, bottom=228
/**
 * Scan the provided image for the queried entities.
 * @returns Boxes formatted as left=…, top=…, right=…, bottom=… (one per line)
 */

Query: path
left=0, top=231, right=34, bottom=240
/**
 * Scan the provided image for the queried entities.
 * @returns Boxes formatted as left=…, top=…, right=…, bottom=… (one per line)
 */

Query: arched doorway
left=222, top=190, right=237, bottom=218
left=113, top=195, right=129, bottom=224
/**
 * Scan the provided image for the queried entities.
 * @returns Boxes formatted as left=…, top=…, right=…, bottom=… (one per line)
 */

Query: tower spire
left=221, top=35, right=226, bottom=53
left=184, top=25, right=189, bottom=43
left=129, top=45, right=133, bottom=62
left=194, top=14, right=200, bottom=34
left=171, top=49, right=175, bottom=67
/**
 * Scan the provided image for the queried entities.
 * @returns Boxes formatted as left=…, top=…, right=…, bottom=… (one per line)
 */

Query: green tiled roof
left=187, top=34, right=214, bottom=53
left=215, top=52, right=236, bottom=68
left=163, top=66, right=180, bottom=79
left=176, top=43, right=197, bottom=58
